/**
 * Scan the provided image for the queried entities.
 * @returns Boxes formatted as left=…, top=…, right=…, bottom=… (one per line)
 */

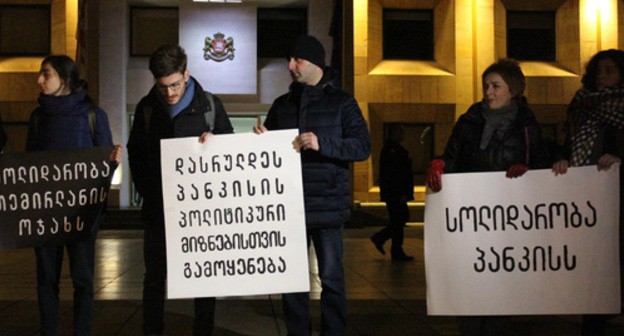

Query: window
left=0, top=5, right=50, bottom=56
left=383, top=9, right=433, bottom=60
left=257, top=8, right=307, bottom=58
left=507, top=11, right=555, bottom=61
left=131, top=7, right=179, bottom=57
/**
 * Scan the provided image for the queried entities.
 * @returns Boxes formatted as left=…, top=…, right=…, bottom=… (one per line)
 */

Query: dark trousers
left=581, top=197, right=624, bottom=336
left=35, top=235, right=96, bottom=336
left=582, top=315, right=611, bottom=336
left=283, top=227, right=347, bottom=336
left=373, top=200, right=409, bottom=254
left=142, top=224, right=216, bottom=335
left=457, top=316, right=508, bottom=336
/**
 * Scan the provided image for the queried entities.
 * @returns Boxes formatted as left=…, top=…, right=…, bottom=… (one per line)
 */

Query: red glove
left=506, top=164, right=529, bottom=178
left=426, top=159, right=445, bottom=192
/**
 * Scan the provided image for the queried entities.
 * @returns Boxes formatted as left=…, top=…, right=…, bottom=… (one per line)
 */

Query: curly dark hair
left=482, top=58, right=526, bottom=102
left=149, top=44, right=187, bottom=79
left=581, top=49, right=624, bottom=91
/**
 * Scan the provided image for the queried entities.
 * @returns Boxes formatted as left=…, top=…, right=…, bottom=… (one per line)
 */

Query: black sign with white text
left=0, top=147, right=115, bottom=249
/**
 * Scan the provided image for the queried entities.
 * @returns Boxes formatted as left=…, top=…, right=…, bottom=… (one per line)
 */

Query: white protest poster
left=425, top=165, right=620, bottom=315
left=160, top=130, right=310, bottom=299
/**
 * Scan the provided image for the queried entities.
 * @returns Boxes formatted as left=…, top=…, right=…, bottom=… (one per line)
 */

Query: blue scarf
left=167, top=77, right=196, bottom=119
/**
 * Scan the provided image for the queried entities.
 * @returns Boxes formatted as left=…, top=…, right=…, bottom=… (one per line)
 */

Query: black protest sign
left=0, top=147, right=115, bottom=249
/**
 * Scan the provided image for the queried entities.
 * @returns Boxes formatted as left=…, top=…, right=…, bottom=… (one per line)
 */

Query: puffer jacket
left=264, top=69, right=371, bottom=228
left=442, top=102, right=550, bottom=173
left=26, top=90, right=113, bottom=151
left=127, top=77, right=233, bottom=227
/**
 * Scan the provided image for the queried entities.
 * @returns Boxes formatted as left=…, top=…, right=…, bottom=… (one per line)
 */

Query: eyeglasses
left=156, top=77, right=185, bottom=92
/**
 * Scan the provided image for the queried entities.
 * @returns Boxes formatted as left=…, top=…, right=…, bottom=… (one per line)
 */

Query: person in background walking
left=371, top=123, right=415, bottom=261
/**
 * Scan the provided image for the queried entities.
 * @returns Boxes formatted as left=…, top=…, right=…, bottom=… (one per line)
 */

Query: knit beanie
left=289, top=35, right=326, bottom=69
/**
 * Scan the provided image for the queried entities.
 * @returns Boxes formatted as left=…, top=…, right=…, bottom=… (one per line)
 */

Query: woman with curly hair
left=553, top=49, right=624, bottom=336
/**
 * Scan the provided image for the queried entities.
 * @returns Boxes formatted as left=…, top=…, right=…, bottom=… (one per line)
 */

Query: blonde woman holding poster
left=426, top=59, right=550, bottom=335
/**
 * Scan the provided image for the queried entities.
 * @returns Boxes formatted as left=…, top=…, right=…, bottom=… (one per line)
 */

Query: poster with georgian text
left=425, top=165, right=620, bottom=315
left=0, top=147, right=115, bottom=249
left=160, top=130, right=310, bottom=299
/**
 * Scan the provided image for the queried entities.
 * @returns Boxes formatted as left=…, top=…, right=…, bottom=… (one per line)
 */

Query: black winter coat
left=127, top=77, right=233, bottom=226
left=264, top=70, right=371, bottom=228
left=443, top=102, right=550, bottom=173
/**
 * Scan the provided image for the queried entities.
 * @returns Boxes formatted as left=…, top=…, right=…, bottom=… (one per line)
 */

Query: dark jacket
left=379, top=139, right=414, bottom=202
left=442, top=102, right=550, bottom=173
left=26, top=90, right=113, bottom=151
left=559, top=87, right=624, bottom=231
left=264, top=69, right=371, bottom=228
left=127, top=77, right=233, bottom=226
left=558, top=86, right=624, bottom=164
left=0, top=116, right=6, bottom=151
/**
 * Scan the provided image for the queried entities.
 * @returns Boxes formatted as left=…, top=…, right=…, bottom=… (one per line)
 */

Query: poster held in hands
left=425, top=166, right=620, bottom=315
left=161, top=129, right=310, bottom=299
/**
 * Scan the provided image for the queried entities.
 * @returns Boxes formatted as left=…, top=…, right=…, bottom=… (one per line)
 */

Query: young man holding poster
left=127, top=44, right=233, bottom=336
left=254, top=35, right=371, bottom=335
left=426, top=59, right=550, bottom=336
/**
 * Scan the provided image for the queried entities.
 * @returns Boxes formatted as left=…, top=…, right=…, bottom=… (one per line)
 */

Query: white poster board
left=425, top=166, right=620, bottom=315
left=161, top=130, right=310, bottom=299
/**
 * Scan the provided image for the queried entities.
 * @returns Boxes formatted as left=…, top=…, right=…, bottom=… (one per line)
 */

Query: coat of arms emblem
left=203, top=32, right=235, bottom=62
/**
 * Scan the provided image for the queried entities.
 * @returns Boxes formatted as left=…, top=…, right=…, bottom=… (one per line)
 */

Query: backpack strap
left=142, top=91, right=215, bottom=133
left=31, top=108, right=42, bottom=138
left=204, top=91, right=216, bottom=131
left=88, top=106, right=97, bottom=145
left=31, top=107, right=97, bottom=145
left=143, top=104, right=153, bottom=134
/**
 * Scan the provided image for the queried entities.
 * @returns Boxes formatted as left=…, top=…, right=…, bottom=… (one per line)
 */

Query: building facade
left=0, top=0, right=622, bottom=208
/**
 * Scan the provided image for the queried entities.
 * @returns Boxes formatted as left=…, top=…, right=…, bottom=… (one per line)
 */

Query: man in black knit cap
left=254, top=35, right=371, bottom=335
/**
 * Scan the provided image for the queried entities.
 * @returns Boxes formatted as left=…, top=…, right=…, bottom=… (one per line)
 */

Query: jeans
left=142, top=224, right=216, bottom=335
left=36, top=234, right=96, bottom=336
left=283, top=227, right=347, bottom=336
